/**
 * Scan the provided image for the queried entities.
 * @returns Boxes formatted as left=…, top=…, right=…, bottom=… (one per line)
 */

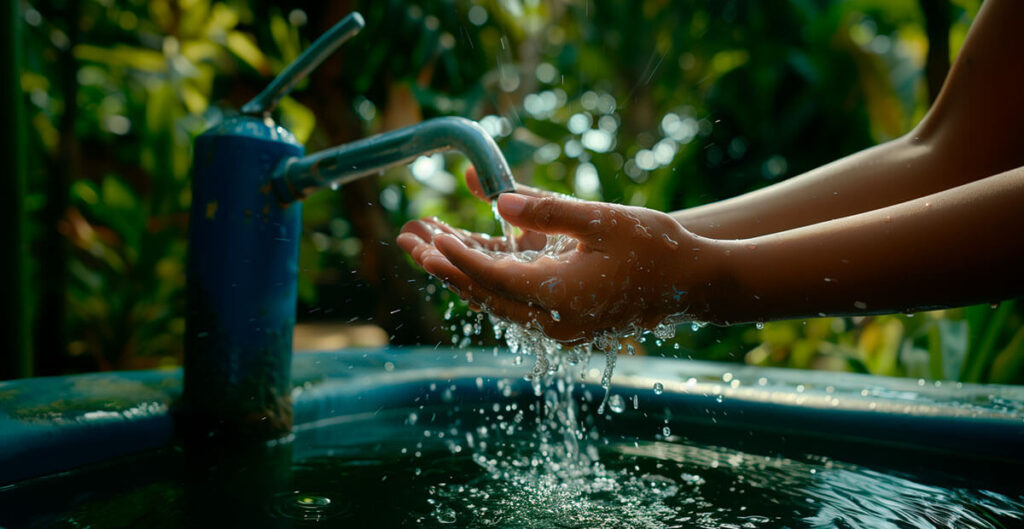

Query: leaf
left=70, top=180, right=100, bottom=206
left=226, top=31, right=270, bottom=75
left=858, top=316, right=904, bottom=376
left=963, top=300, right=1016, bottom=382
left=270, top=13, right=300, bottom=64
left=204, top=2, right=240, bottom=37
left=276, top=96, right=315, bottom=144
left=989, top=327, right=1024, bottom=385
left=101, top=174, right=139, bottom=213
left=74, top=44, right=167, bottom=73
left=181, top=81, right=208, bottom=116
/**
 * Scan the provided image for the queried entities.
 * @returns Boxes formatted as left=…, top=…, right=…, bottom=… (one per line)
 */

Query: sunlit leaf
left=204, top=2, right=239, bottom=37
left=101, top=174, right=139, bottom=213
left=20, top=71, right=49, bottom=92
left=709, top=50, right=749, bottom=78
left=858, top=317, right=904, bottom=376
left=181, top=41, right=221, bottom=64
left=990, top=327, right=1024, bottom=384
left=178, top=0, right=211, bottom=40
left=74, top=44, right=167, bottom=73
left=270, top=13, right=300, bottom=64
left=181, top=81, right=208, bottom=116
left=277, top=96, right=315, bottom=144
left=70, top=180, right=100, bottom=206
left=226, top=31, right=270, bottom=75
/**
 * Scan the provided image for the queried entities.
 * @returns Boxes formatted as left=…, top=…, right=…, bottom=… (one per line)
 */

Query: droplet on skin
left=550, top=310, right=561, bottom=321
left=661, top=233, right=679, bottom=248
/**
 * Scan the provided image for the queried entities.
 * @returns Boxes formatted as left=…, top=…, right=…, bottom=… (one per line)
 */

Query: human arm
left=702, top=166, right=1024, bottom=324
left=399, top=192, right=713, bottom=342
left=673, top=0, right=1024, bottom=239
left=402, top=167, right=1024, bottom=339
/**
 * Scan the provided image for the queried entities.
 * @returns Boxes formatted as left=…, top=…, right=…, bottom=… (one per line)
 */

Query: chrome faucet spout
left=271, top=116, right=515, bottom=203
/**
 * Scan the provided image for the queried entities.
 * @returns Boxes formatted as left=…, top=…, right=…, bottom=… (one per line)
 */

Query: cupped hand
left=406, top=193, right=717, bottom=343
left=397, top=166, right=547, bottom=264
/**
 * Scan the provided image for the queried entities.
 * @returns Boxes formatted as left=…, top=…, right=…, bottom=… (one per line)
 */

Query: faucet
left=181, top=12, right=515, bottom=441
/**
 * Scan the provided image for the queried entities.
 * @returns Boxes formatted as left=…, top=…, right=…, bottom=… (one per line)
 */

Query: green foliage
left=19, top=0, right=1022, bottom=384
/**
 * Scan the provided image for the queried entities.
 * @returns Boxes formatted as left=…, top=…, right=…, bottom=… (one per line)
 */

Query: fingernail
left=498, top=193, right=528, bottom=216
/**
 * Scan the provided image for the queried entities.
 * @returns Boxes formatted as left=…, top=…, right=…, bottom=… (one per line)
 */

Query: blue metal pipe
left=241, top=13, right=365, bottom=116
left=272, top=116, right=516, bottom=202
left=183, top=117, right=304, bottom=440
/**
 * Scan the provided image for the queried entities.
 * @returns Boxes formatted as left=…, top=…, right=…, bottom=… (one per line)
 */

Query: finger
left=397, top=233, right=444, bottom=266
left=496, top=194, right=604, bottom=242
left=419, top=217, right=507, bottom=251
left=400, top=219, right=443, bottom=244
left=396, top=232, right=420, bottom=255
left=422, top=254, right=561, bottom=334
left=466, top=166, right=554, bottom=200
left=433, top=233, right=558, bottom=305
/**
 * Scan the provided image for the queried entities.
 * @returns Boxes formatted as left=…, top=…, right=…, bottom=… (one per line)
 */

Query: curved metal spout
left=271, top=116, right=516, bottom=202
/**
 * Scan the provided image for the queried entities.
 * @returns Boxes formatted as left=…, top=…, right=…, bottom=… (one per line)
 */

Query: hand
left=398, top=166, right=548, bottom=259
left=400, top=193, right=717, bottom=343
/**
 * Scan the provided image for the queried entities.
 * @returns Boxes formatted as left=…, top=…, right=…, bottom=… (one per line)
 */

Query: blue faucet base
left=183, top=119, right=303, bottom=440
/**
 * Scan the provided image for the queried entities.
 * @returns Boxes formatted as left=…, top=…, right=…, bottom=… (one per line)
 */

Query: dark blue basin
left=1, top=348, right=1022, bottom=527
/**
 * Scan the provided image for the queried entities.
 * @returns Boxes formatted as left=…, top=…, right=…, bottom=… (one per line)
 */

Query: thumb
left=496, top=193, right=604, bottom=241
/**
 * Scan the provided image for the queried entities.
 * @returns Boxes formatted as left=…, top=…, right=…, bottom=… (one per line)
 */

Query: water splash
left=424, top=203, right=709, bottom=527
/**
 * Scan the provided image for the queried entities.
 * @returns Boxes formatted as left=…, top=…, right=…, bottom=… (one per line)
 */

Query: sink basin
left=1, top=348, right=1022, bottom=527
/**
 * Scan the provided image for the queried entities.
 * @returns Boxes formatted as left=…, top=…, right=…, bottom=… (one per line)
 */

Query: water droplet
left=607, top=394, right=626, bottom=413
left=550, top=310, right=561, bottom=321
left=755, top=321, right=764, bottom=330
left=653, top=382, right=664, bottom=395
left=272, top=492, right=340, bottom=522
left=432, top=503, right=457, bottom=524
left=662, top=426, right=671, bottom=436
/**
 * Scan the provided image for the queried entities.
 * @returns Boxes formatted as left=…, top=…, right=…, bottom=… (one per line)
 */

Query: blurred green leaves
left=21, top=0, right=1021, bottom=384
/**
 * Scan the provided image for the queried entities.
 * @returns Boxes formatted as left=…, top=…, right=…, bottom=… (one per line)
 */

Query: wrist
left=677, top=236, right=740, bottom=326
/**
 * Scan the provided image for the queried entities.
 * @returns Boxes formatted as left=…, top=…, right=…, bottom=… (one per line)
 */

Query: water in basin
left=2, top=373, right=1022, bottom=529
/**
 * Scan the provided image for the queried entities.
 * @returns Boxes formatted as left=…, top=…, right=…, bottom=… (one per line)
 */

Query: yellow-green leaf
left=277, top=96, right=316, bottom=144
left=226, top=31, right=270, bottom=75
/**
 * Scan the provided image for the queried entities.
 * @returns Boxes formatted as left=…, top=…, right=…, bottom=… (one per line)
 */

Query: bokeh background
left=3, top=0, right=1022, bottom=384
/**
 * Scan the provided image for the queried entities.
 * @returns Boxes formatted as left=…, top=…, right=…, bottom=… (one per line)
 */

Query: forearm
left=673, top=135, right=961, bottom=239
left=674, top=0, right=1024, bottom=240
left=695, top=166, right=1024, bottom=325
